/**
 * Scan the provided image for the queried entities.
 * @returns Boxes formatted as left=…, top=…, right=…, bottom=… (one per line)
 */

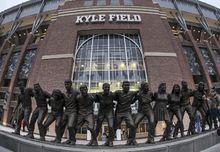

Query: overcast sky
left=0, top=0, right=220, bottom=13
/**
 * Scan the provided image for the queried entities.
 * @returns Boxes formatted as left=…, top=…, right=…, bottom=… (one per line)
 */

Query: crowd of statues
left=11, top=80, right=220, bottom=146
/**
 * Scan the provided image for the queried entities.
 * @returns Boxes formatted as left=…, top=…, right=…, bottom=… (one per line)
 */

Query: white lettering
left=127, top=14, right=134, bottom=22
left=133, top=15, right=142, bottom=22
left=116, top=14, right=120, bottom=22
left=91, top=15, right=98, bottom=23
left=75, top=14, right=142, bottom=24
left=109, top=14, right=116, bottom=22
left=75, top=16, right=84, bottom=24
left=99, top=14, right=106, bottom=22
left=85, top=15, right=92, bottom=23
left=120, top=14, right=127, bottom=22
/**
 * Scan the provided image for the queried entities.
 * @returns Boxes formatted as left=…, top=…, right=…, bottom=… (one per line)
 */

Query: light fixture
left=120, top=63, right=125, bottom=69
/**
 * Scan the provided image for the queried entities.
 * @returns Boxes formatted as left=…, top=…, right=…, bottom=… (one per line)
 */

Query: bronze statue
left=26, top=83, right=51, bottom=140
left=168, top=84, right=184, bottom=138
left=75, top=85, right=98, bottom=146
left=114, top=81, right=137, bottom=145
left=42, top=89, right=65, bottom=143
left=12, top=82, right=34, bottom=135
left=173, top=81, right=195, bottom=136
left=207, top=88, right=220, bottom=129
left=95, top=83, right=115, bottom=147
left=60, top=80, right=79, bottom=145
left=153, top=83, right=172, bottom=141
left=134, top=82, right=155, bottom=144
left=192, top=82, right=207, bottom=132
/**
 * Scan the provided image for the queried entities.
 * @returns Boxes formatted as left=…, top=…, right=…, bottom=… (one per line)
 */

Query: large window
left=200, top=48, right=218, bottom=82
left=73, top=33, right=147, bottom=92
left=3, top=52, right=20, bottom=87
left=17, top=49, right=37, bottom=86
left=110, top=0, right=120, bottom=6
left=84, top=0, right=93, bottom=6
left=183, top=46, right=205, bottom=84
left=97, top=0, right=106, bottom=6
left=213, top=49, right=220, bottom=64
left=0, top=55, right=6, bottom=74
left=124, top=0, right=133, bottom=5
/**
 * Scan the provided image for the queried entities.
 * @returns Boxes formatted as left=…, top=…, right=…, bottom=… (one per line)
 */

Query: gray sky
left=0, top=0, right=220, bottom=13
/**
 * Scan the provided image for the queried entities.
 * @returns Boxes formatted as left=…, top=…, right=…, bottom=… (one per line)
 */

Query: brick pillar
left=0, top=40, right=11, bottom=54
left=1, top=46, right=15, bottom=125
left=2, top=33, right=34, bottom=125
left=185, top=30, right=212, bottom=89
left=0, top=46, right=15, bottom=84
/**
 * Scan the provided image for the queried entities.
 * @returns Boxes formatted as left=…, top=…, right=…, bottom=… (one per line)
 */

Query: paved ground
left=202, top=143, right=220, bottom=152
left=1, top=125, right=220, bottom=152
left=0, top=146, right=13, bottom=152
left=0, top=125, right=163, bottom=145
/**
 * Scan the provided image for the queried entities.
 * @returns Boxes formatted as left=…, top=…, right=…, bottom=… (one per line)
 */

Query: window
left=110, top=0, right=120, bottom=6
left=17, top=49, right=37, bottom=86
left=213, top=49, right=220, bottom=64
left=84, top=0, right=93, bottom=6
left=97, top=0, right=106, bottom=6
left=200, top=48, right=218, bottom=82
left=73, top=33, right=147, bottom=93
left=0, top=55, right=6, bottom=74
left=124, top=0, right=133, bottom=5
left=183, top=46, right=205, bottom=84
left=3, top=52, right=20, bottom=87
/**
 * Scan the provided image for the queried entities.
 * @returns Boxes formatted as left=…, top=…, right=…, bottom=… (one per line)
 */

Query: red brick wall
left=29, top=0, right=194, bottom=93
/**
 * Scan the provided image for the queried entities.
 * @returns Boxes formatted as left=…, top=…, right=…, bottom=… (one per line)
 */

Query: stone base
left=0, top=130, right=220, bottom=152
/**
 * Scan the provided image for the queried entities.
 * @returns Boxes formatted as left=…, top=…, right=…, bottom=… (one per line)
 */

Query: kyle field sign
left=75, top=14, right=142, bottom=24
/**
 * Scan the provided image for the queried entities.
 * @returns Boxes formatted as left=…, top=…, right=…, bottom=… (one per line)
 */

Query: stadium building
left=0, top=0, right=220, bottom=140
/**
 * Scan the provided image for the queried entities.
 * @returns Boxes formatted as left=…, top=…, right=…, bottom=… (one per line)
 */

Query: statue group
left=11, top=80, right=220, bottom=147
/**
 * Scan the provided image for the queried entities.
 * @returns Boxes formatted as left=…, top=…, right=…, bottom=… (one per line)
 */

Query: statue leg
left=95, top=112, right=104, bottom=143
left=37, top=108, right=47, bottom=141
left=27, top=108, right=39, bottom=138
left=213, top=108, right=218, bottom=129
left=55, top=115, right=62, bottom=143
left=67, top=113, right=77, bottom=145
left=199, top=107, right=207, bottom=132
left=175, top=109, right=184, bottom=137
left=124, top=112, right=136, bottom=145
left=23, top=108, right=32, bottom=133
left=106, top=110, right=115, bottom=147
left=161, top=110, right=172, bottom=141
left=60, top=114, right=68, bottom=142
left=86, top=114, right=97, bottom=146
left=114, top=113, right=123, bottom=133
left=134, top=112, right=145, bottom=141
left=42, top=114, right=55, bottom=139
left=173, top=106, right=185, bottom=138
left=146, top=108, right=155, bottom=143
left=185, top=105, right=195, bottom=135
left=14, top=109, right=24, bottom=134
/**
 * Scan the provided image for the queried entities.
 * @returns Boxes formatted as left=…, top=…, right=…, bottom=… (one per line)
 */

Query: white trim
left=144, top=52, right=177, bottom=57
left=42, top=54, right=73, bottom=60
left=51, top=6, right=167, bottom=19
